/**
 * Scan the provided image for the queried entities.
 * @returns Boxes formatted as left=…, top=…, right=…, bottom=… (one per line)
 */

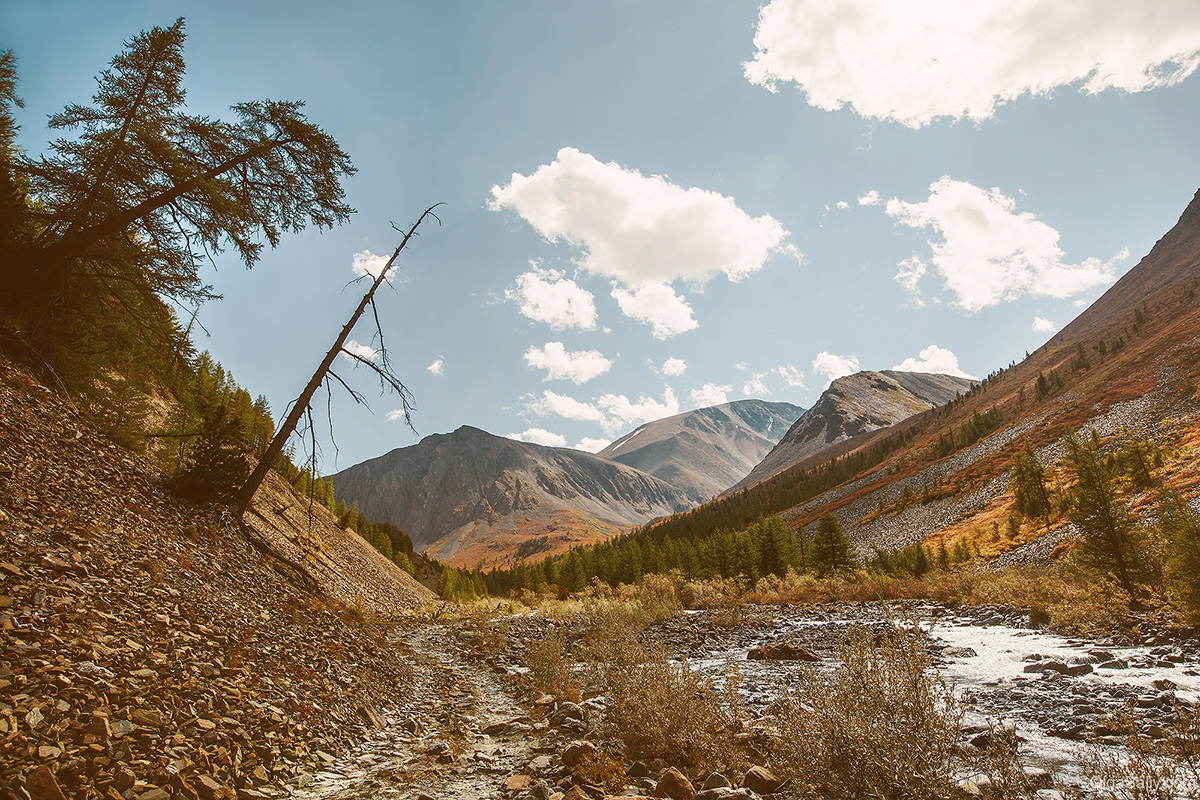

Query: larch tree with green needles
left=1065, top=432, right=1142, bottom=604
left=0, top=18, right=354, bottom=378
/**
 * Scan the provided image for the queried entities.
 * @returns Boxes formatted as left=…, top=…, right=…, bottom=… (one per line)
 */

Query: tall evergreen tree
left=1, top=20, right=353, bottom=381
left=813, top=511, right=858, bottom=576
left=1011, top=439, right=1052, bottom=523
left=1065, top=432, right=1142, bottom=603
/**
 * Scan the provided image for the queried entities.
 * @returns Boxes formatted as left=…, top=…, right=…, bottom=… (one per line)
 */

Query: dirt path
left=298, top=624, right=538, bottom=800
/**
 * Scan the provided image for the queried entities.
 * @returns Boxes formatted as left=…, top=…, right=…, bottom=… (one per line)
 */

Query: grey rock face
left=730, top=371, right=974, bottom=492
left=599, top=399, right=803, bottom=499
left=331, top=425, right=695, bottom=561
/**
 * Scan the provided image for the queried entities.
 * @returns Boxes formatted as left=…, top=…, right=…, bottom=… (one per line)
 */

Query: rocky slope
left=331, top=426, right=695, bottom=567
left=730, top=370, right=974, bottom=492
left=598, top=399, right=802, bottom=499
left=679, top=188, right=1200, bottom=568
left=0, top=355, right=433, bottom=800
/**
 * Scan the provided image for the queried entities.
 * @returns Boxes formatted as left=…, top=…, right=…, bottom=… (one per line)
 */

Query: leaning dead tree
left=232, top=204, right=442, bottom=517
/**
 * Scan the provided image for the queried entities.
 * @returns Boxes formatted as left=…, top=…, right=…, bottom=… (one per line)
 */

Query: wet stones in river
left=1022, top=658, right=1091, bottom=676
left=941, top=646, right=978, bottom=658
left=746, top=641, right=820, bottom=661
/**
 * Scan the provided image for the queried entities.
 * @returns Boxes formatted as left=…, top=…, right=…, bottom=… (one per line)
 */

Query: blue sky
left=5, top=1, right=1200, bottom=469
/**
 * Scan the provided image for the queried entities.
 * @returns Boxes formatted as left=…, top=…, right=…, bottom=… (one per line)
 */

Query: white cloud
left=812, top=351, right=860, bottom=387
left=597, top=387, right=680, bottom=433
left=385, top=409, right=408, bottom=422
left=743, top=372, right=771, bottom=397
left=894, top=255, right=927, bottom=297
left=611, top=283, right=698, bottom=339
left=772, top=364, right=805, bottom=388
left=427, top=358, right=444, bottom=376
left=886, top=177, right=1125, bottom=312
left=1032, top=316, right=1058, bottom=333
left=507, top=427, right=567, bottom=447
left=744, top=0, right=1200, bottom=128
left=490, top=147, right=799, bottom=333
left=351, top=250, right=390, bottom=280
left=342, top=339, right=378, bottom=362
left=506, top=266, right=598, bottom=330
left=576, top=437, right=612, bottom=453
left=690, top=383, right=732, bottom=408
left=524, top=342, right=612, bottom=384
left=836, top=201, right=850, bottom=210
left=892, top=345, right=976, bottom=379
left=526, top=390, right=607, bottom=425
left=857, top=190, right=882, bottom=206
left=527, top=386, right=680, bottom=435
left=661, top=357, right=688, bottom=376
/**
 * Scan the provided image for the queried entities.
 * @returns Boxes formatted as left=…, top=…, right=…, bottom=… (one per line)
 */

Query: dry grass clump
left=580, top=614, right=746, bottom=774
left=522, top=627, right=581, bottom=703
left=1083, top=704, right=1200, bottom=800
left=926, top=563, right=1136, bottom=635
left=769, top=623, right=966, bottom=800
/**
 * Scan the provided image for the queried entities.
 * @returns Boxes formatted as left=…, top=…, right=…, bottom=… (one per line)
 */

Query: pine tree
left=1011, top=440, right=1052, bottom=523
left=1065, top=433, right=1142, bottom=603
left=813, top=512, right=858, bottom=576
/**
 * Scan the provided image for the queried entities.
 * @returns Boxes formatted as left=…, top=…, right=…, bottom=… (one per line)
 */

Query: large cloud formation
left=886, top=177, right=1125, bottom=312
left=744, top=0, right=1200, bottom=127
left=491, top=147, right=797, bottom=336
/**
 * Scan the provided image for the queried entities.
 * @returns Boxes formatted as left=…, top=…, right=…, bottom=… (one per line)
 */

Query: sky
left=5, top=1, right=1200, bottom=470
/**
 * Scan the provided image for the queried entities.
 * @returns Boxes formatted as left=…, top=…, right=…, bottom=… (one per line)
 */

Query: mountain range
left=332, top=189, right=1200, bottom=570
left=332, top=376, right=974, bottom=566
left=729, top=371, right=974, bottom=493
left=598, top=399, right=802, bottom=500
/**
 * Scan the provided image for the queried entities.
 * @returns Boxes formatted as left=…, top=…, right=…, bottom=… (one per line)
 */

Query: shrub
left=522, top=628, right=580, bottom=702
left=1083, top=703, right=1200, bottom=799
left=769, top=624, right=965, bottom=800
left=581, top=614, right=745, bottom=773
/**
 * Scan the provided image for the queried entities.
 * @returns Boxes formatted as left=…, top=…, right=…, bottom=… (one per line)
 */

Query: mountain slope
left=730, top=370, right=974, bottom=492
left=331, top=425, right=695, bottom=566
left=633, top=188, right=1200, bottom=570
left=598, top=399, right=803, bottom=498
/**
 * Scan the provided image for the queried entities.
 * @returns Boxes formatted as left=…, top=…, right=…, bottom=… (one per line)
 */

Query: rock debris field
left=4, top=352, right=1200, bottom=800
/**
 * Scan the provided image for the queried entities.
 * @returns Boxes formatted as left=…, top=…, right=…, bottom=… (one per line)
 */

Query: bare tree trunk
left=232, top=204, right=441, bottom=517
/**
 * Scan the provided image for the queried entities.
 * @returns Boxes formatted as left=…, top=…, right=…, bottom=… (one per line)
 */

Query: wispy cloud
left=427, top=358, right=444, bottom=376
left=661, top=357, right=687, bottom=376
left=342, top=339, right=378, bottom=362
left=1032, top=316, right=1058, bottom=333
left=811, top=351, right=859, bottom=388
left=506, top=427, right=567, bottom=447
left=690, top=383, right=732, bottom=408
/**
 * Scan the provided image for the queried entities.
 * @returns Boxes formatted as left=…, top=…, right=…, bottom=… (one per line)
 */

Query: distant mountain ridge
left=599, top=399, right=803, bottom=499
left=729, top=370, right=974, bottom=492
left=330, top=425, right=694, bottom=567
